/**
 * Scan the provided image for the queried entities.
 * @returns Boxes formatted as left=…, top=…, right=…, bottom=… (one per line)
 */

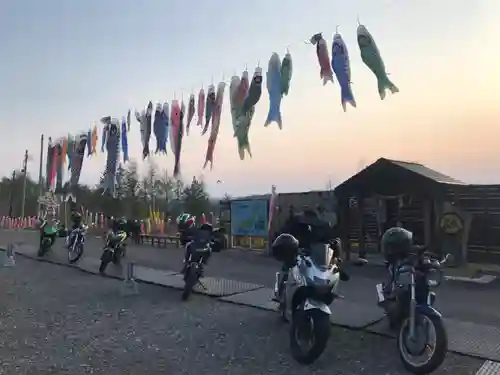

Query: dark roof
left=231, top=194, right=270, bottom=201
left=334, top=157, right=465, bottom=198
left=386, top=159, right=464, bottom=184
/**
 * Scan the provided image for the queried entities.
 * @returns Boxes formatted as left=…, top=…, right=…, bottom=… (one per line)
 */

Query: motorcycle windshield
left=308, top=243, right=334, bottom=268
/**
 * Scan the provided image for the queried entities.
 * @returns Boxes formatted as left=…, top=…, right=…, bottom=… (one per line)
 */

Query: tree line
left=0, top=159, right=218, bottom=220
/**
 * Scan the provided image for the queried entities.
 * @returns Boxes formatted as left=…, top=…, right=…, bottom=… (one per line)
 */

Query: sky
left=1, top=0, right=499, bottom=198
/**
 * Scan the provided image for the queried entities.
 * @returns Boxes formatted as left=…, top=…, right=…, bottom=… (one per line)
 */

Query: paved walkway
left=0, top=255, right=490, bottom=374
left=5, top=242, right=500, bottom=364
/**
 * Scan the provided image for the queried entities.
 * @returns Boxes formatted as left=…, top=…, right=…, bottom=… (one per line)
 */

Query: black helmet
left=71, top=211, right=82, bottom=221
left=381, top=227, right=413, bottom=262
left=272, top=233, right=300, bottom=266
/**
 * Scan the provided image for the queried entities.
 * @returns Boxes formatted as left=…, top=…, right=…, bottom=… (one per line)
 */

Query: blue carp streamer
left=121, top=118, right=129, bottom=162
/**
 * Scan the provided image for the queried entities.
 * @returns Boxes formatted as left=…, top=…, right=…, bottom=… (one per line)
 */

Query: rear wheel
left=182, top=264, right=199, bottom=301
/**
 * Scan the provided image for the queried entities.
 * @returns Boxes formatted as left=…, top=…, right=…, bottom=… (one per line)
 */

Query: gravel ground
left=0, top=256, right=484, bottom=375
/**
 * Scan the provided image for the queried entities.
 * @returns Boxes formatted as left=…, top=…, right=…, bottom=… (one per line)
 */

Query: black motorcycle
left=99, top=230, right=127, bottom=274
left=66, top=225, right=87, bottom=264
left=182, top=241, right=212, bottom=301
left=376, top=247, right=450, bottom=374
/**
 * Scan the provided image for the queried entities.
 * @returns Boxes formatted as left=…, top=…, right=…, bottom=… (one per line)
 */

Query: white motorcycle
left=273, top=240, right=348, bottom=364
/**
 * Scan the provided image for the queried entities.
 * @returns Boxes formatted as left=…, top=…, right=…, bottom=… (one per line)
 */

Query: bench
left=139, top=234, right=180, bottom=247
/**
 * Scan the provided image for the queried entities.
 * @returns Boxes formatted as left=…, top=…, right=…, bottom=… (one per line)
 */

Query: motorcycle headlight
left=427, top=268, right=443, bottom=287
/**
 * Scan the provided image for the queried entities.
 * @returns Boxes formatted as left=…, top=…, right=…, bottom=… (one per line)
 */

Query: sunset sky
left=1, top=0, right=499, bottom=197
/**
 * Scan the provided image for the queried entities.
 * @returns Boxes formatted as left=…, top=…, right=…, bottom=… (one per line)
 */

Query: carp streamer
left=310, top=32, right=334, bottom=85
left=101, top=118, right=121, bottom=196
left=264, top=52, right=283, bottom=129
left=332, top=31, right=356, bottom=111
left=357, top=23, right=398, bottom=99
left=70, top=132, right=88, bottom=188
left=204, top=80, right=226, bottom=169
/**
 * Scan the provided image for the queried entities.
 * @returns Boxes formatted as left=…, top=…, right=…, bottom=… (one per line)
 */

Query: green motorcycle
left=37, top=220, right=60, bottom=257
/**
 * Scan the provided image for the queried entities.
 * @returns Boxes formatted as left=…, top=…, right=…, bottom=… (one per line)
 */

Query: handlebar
left=403, top=250, right=452, bottom=272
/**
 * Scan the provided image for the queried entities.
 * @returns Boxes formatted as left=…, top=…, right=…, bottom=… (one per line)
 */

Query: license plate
left=376, top=283, right=385, bottom=303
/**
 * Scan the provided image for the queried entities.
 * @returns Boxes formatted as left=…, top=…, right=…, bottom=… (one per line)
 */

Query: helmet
left=177, top=213, right=195, bottom=229
left=71, top=211, right=82, bottom=222
left=271, top=233, right=300, bottom=267
left=381, top=227, right=413, bottom=263
left=177, top=213, right=190, bottom=224
left=116, top=217, right=127, bottom=231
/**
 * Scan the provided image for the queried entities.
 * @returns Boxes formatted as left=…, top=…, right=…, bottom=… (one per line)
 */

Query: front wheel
left=290, top=308, right=331, bottom=365
left=397, top=313, right=448, bottom=374
left=68, top=242, right=84, bottom=264
left=181, top=264, right=199, bottom=301
left=37, top=239, right=51, bottom=257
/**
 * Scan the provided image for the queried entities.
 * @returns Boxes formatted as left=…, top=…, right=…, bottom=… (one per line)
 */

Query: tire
left=68, top=242, right=84, bottom=264
left=397, top=313, right=448, bottom=375
left=99, top=249, right=113, bottom=274
left=290, top=308, right=331, bottom=364
left=181, top=264, right=198, bottom=301
left=37, top=239, right=51, bottom=257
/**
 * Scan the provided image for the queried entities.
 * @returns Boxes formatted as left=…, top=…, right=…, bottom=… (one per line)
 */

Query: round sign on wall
left=439, top=212, right=464, bottom=235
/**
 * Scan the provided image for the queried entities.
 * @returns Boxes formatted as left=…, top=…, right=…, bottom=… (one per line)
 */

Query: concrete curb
left=445, top=274, right=498, bottom=284
left=350, top=259, right=498, bottom=285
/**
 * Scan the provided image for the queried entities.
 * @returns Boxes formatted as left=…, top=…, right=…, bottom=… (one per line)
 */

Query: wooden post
left=358, top=196, right=367, bottom=259
left=339, top=197, right=350, bottom=261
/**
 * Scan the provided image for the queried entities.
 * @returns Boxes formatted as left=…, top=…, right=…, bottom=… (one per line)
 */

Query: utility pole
left=8, top=170, right=16, bottom=217
left=37, top=135, right=45, bottom=217
left=38, top=134, right=44, bottom=197
left=20, top=149, right=28, bottom=219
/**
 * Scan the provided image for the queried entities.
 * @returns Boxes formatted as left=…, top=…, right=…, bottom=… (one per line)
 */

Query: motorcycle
left=273, top=240, right=348, bottom=364
left=99, top=230, right=127, bottom=274
left=376, top=247, right=450, bottom=374
left=66, top=225, right=87, bottom=264
left=37, top=219, right=60, bottom=257
left=181, top=240, right=212, bottom=301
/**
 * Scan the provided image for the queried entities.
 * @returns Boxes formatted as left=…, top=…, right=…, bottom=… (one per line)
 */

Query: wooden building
left=334, top=158, right=500, bottom=263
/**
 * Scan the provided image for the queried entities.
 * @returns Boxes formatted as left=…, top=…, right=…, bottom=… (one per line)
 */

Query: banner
left=230, top=199, right=268, bottom=237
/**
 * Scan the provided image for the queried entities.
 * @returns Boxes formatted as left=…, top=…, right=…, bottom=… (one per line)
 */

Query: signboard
left=230, top=199, right=268, bottom=237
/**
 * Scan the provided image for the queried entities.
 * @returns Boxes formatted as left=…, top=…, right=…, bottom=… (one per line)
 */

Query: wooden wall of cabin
left=346, top=194, right=427, bottom=254
left=445, top=185, right=500, bottom=263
